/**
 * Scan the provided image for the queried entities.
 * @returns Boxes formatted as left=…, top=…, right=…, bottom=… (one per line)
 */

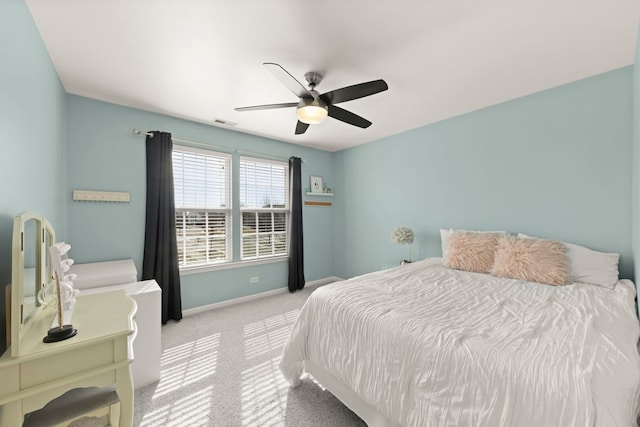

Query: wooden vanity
left=0, top=291, right=136, bottom=426
left=0, top=211, right=136, bottom=426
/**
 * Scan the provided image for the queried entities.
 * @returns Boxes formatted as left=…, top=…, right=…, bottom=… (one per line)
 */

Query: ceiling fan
left=235, top=63, right=388, bottom=135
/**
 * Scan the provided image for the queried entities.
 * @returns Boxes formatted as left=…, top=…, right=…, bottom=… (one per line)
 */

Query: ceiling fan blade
left=263, top=62, right=312, bottom=99
left=295, top=121, right=310, bottom=135
left=327, top=105, right=372, bottom=128
left=234, top=102, right=298, bottom=112
left=320, top=79, right=388, bottom=105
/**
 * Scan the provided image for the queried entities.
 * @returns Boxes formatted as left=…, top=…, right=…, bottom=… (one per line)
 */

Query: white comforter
left=280, top=258, right=640, bottom=426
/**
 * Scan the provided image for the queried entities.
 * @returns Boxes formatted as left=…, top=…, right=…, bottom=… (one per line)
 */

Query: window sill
left=179, top=256, right=288, bottom=276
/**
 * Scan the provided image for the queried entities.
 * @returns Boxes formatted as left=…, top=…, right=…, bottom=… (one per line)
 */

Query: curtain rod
left=133, top=129, right=301, bottom=163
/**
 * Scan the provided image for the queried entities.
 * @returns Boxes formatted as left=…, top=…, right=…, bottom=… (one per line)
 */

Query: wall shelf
left=305, top=200, right=332, bottom=207
left=305, top=192, right=334, bottom=197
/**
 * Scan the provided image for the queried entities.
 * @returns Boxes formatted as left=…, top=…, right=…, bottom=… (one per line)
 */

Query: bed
left=280, top=248, right=640, bottom=426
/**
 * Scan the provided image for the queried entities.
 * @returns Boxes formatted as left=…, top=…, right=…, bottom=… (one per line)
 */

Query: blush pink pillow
left=445, top=232, right=500, bottom=273
left=490, top=235, right=569, bottom=286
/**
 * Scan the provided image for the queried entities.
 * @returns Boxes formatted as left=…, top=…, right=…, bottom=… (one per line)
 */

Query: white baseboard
left=183, top=276, right=344, bottom=317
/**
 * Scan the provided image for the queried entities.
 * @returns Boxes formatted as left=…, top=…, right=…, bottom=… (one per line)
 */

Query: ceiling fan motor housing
left=304, top=71, right=323, bottom=88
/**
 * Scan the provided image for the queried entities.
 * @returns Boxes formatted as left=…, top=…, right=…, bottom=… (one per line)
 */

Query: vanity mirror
left=21, top=218, right=38, bottom=324
left=10, top=211, right=55, bottom=357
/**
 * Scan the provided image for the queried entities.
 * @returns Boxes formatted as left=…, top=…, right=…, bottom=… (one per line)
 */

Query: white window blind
left=173, top=146, right=231, bottom=267
left=239, top=157, right=289, bottom=260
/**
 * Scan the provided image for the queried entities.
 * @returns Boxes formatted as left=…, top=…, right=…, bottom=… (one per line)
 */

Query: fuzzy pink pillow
left=490, top=235, right=569, bottom=286
left=445, top=232, right=501, bottom=273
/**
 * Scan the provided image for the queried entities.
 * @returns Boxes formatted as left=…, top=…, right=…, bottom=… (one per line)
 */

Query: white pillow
left=517, top=233, right=619, bottom=289
left=440, top=228, right=507, bottom=261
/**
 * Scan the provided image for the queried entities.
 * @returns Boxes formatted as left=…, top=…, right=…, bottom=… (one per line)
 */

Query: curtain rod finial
left=134, top=129, right=154, bottom=137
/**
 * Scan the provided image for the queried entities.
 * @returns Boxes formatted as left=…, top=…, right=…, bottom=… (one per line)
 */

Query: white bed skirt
left=305, top=360, right=401, bottom=427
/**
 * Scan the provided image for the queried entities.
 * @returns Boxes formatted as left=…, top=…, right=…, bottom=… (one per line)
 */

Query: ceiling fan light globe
left=297, top=100, right=328, bottom=124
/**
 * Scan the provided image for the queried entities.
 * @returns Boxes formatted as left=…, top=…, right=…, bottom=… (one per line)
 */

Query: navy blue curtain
left=288, top=157, right=305, bottom=292
left=142, top=131, right=182, bottom=323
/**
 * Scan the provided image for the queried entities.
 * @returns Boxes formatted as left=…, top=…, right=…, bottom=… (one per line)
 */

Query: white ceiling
left=25, top=0, right=640, bottom=152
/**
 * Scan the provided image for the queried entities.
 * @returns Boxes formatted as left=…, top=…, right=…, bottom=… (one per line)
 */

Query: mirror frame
left=10, top=211, right=55, bottom=357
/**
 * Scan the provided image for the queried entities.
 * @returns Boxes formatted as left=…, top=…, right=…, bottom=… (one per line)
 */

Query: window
left=173, top=146, right=231, bottom=267
left=239, top=157, right=289, bottom=260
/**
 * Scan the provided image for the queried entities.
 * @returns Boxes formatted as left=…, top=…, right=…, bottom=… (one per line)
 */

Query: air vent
left=212, top=118, right=238, bottom=127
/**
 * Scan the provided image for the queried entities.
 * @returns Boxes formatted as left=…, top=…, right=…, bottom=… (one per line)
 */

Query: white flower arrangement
left=391, top=227, right=415, bottom=262
left=391, top=227, right=414, bottom=244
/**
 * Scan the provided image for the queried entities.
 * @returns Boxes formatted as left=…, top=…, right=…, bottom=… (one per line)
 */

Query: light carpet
left=71, top=283, right=366, bottom=427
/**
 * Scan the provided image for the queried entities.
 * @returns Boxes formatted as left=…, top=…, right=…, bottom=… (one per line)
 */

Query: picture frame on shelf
left=310, top=176, right=323, bottom=193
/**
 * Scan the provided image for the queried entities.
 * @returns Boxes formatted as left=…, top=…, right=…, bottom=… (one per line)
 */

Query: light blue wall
left=65, top=95, right=334, bottom=310
left=334, top=68, right=634, bottom=281
left=633, top=23, right=640, bottom=314
left=2, top=0, right=637, bottom=328
left=0, top=0, right=67, bottom=352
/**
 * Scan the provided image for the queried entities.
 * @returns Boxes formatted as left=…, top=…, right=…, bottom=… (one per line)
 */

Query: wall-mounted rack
left=73, top=190, right=130, bottom=203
